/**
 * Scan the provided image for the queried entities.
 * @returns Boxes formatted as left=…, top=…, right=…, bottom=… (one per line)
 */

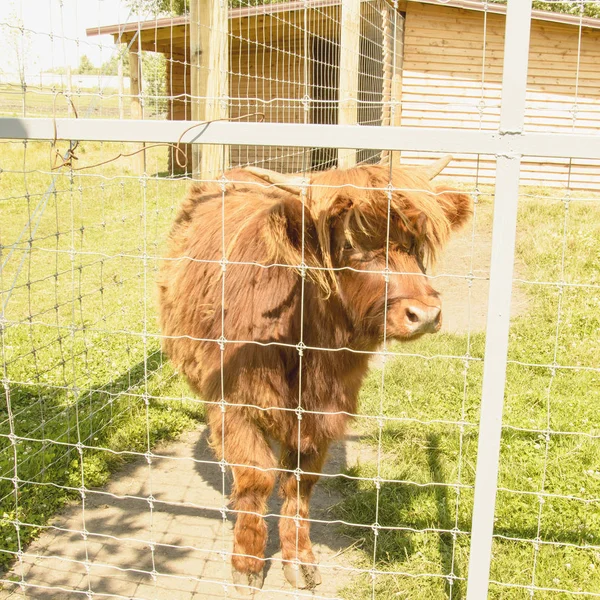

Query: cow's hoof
left=283, top=562, right=322, bottom=589
left=232, top=567, right=264, bottom=596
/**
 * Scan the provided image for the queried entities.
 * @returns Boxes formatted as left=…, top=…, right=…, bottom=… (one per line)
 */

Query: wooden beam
left=391, top=10, right=405, bottom=166
left=117, top=57, right=124, bottom=120
left=337, top=0, right=361, bottom=168
left=166, top=56, right=192, bottom=174
left=190, top=0, right=229, bottom=180
left=129, top=48, right=145, bottom=174
left=380, top=6, right=392, bottom=164
left=66, top=66, right=73, bottom=117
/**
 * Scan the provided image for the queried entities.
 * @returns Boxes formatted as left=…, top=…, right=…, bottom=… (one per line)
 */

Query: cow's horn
left=422, top=155, right=453, bottom=180
left=244, top=166, right=304, bottom=195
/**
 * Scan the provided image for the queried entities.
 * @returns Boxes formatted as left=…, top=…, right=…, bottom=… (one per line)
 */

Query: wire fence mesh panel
left=0, top=140, right=484, bottom=599
left=1, top=0, right=600, bottom=599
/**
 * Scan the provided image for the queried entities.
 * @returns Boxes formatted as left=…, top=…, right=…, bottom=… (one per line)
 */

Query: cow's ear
left=435, top=187, right=473, bottom=231
left=264, top=195, right=332, bottom=293
left=265, top=195, right=308, bottom=263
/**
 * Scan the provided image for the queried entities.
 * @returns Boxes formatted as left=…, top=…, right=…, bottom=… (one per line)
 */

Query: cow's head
left=247, top=156, right=472, bottom=342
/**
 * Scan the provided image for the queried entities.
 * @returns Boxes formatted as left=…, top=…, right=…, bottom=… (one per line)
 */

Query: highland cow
left=158, top=156, right=472, bottom=593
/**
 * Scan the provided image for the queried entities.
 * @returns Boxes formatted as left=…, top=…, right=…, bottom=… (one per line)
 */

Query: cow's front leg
left=278, top=443, right=329, bottom=589
left=208, top=407, right=276, bottom=595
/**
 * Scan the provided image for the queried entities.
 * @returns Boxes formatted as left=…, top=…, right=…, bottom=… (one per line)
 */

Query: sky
left=1, top=0, right=147, bottom=75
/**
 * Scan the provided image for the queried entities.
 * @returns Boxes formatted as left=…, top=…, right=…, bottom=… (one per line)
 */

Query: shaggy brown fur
left=157, top=163, right=472, bottom=591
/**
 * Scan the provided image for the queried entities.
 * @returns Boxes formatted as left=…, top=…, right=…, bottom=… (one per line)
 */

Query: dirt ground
left=0, top=226, right=528, bottom=600
left=433, top=227, right=528, bottom=335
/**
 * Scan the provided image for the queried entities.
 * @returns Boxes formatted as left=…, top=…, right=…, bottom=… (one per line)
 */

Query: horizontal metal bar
left=2, top=118, right=600, bottom=160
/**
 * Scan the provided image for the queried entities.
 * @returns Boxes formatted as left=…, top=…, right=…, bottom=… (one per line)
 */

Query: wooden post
left=390, top=10, right=405, bottom=167
left=117, top=56, right=124, bottom=120
left=190, top=0, right=229, bottom=180
left=129, top=48, right=145, bottom=174
left=337, top=0, right=361, bottom=168
left=66, top=65, right=73, bottom=117
left=379, top=6, right=392, bottom=163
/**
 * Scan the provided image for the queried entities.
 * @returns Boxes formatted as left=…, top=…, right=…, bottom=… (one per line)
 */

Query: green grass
left=0, top=140, right=202, bottom=570
left=0, top=83, right=165, bottom=119
left=1, top=137, right=599, bottom=598
left=327, top=189, right=600, bottom=598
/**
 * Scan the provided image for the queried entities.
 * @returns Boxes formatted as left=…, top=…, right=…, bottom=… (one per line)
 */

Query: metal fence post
left=465, top=1, right=533, bottom=598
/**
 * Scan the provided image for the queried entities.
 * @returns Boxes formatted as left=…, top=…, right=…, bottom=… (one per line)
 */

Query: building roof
left=420, top=0, right=600, bottom=29
left=86, top=0, right=600, bottom=39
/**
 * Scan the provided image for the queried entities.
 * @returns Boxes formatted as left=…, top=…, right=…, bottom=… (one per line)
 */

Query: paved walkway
left=0, top=429, right=372, bottom=600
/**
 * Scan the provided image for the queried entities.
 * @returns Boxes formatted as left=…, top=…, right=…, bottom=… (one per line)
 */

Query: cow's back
left=157, top=176, right=302, bottom=402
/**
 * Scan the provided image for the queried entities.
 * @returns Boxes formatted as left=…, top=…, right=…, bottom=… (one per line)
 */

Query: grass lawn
left=329, top=186, right=600, bottom=598
left=0, top=140, right=202, bottom=571
left=0, top=83, right=165, bottom=119
left=1, top=139, right=599, bottom=598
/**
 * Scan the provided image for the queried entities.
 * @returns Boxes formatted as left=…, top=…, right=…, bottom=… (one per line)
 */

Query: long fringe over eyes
left=307, top=165, right=458, bottom=292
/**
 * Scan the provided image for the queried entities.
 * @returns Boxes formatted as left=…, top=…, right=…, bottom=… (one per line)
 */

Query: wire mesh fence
left=1, top=0, right=600, bottom=599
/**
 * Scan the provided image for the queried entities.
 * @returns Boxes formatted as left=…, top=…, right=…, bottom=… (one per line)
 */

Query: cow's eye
left=343, top=241, right=353, bottom=251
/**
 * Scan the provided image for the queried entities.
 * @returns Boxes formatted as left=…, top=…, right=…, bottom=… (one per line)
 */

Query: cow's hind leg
left=278, top=444, right=328, bottom=589
left=208, top=409, right=276, bottom=595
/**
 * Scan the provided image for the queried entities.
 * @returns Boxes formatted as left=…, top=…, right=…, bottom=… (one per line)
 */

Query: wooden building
left=87, top=0, right=600, bottom=189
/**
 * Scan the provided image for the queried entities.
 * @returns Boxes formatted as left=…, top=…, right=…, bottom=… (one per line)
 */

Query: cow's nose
left=404, top=300, right=442, bottom=334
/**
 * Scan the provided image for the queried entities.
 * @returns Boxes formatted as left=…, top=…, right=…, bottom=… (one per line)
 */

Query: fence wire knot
left=218, top=336, right=227, bottom=351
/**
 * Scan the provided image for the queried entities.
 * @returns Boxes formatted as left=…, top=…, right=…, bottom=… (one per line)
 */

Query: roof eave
left=85, top=0, right=600, bottom=38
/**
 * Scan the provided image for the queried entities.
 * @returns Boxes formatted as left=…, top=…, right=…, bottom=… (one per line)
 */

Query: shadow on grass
left=427, top=432, right=462, bottom=598
left=311, top=430, right=466, bottom=598
left=0, top=349, right=187, bottom=571
left=153, top=170, right=189, bottom=179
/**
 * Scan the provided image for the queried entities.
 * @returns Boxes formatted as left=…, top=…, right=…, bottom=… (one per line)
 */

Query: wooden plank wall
left=400, top=3, right=600, bottom=190
left=166, top=55, right=192, bottom=173
left=229, top=33, right=308, bottom=172
left=164, top=3, right=391, bottom=175
left=164, top=30, right=307, bottom=173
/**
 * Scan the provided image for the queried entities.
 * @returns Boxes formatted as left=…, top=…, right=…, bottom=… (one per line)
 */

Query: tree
left=142, top=52, right=167, bottom=114
left=126, top=0, right=188, bottom=15
left=78, top=55, right=97, bottom=75
left=100, top=50, right=130, bottom=76
left=489, top=0, right=600, bottom=19
left=5, top=3, right=33, bottom=85
left=127, top=0, right=284, bottom=14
